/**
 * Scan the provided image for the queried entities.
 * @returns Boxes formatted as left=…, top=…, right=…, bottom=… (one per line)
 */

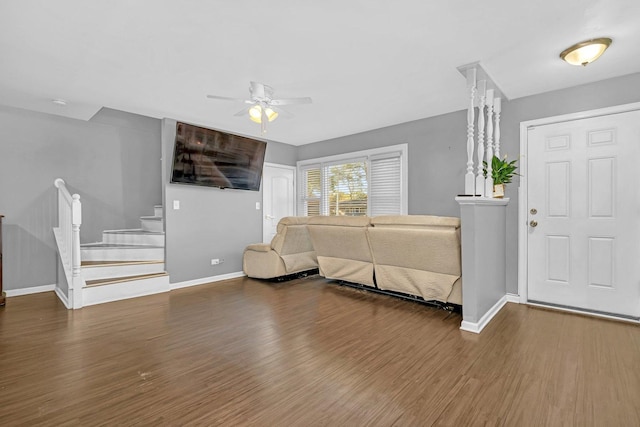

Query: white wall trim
left=170, top=271, right=246, bottom=290
left=518, top=101, right=640, bottom=304
left=506, top=293, right=520, bottom=304
left=460, top=295, right=507, bottom=334
left=5, top=284, right=56, bottom=297
left=55, top=287, right=71, bottom=308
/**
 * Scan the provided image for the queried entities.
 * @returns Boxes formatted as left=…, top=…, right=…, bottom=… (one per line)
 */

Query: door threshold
left=527, top=300, right=640, bottom=324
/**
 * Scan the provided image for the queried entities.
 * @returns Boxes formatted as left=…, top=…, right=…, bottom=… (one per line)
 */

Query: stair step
left=154, top=205, right=163, bottom=218
left=81, top=243, right=164, bottom=262
left=82, top=272, right=171, bottom=307
left=102, top=229, right=165, bottom=246
left=85, top=272, right=169, bottom=287
left=82, top=260, right=165, bottom=281
left=140, top=216, right=163, bottom=232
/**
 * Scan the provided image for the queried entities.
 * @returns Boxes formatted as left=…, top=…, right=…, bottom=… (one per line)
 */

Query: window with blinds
left=297, top=144, right=407, bottom=217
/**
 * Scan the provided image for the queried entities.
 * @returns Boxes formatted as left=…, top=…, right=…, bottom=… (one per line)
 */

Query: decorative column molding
left=465, top=68, right=477, bottom=195
left=494, top=97, right=502, bottom=158
left=475, top=80, right=486, bottom=197
left=484, top=89, right=495, bottom=197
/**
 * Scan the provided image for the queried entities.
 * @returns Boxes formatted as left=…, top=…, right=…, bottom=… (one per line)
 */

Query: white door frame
left=518, top=101, right=640, bottom=303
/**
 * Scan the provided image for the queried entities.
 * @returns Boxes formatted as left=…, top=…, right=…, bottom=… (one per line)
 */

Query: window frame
left=296, top=143, right=408, bottom=216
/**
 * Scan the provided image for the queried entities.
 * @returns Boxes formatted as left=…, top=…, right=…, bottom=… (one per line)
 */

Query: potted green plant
left=483, top=155, right=519, bottom=198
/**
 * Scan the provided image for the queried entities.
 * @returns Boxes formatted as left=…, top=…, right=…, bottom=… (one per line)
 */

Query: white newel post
left=475, top=80, right=486, bottom=197
left=71, top=194, right=83, bottom=309
left=484, top=89, right=495, bottom=197
left=465, top=69, right=477, bottom=195
left=494, top=97, right=501, bottom=159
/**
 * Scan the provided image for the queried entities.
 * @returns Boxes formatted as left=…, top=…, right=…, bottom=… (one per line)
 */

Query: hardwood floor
left=1, top=275, right=639, bottom=426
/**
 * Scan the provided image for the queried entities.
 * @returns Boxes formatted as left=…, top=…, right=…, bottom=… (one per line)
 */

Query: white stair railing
left=458, top=63, right=504, bottom=197
left=53, top=178, right=83, bottom=309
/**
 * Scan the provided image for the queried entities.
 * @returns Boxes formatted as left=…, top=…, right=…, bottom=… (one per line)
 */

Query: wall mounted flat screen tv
left=170, top=122, right=267, bottom=191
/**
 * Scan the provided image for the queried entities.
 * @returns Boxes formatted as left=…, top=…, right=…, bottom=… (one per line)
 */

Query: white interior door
left=262, top=164, right=295, bottom=243
left=527, top=110, right=640, bottom=318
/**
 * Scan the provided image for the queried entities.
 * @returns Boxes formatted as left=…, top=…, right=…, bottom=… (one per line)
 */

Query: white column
left=465, top=68, right=477, bottom=195
left=494, top=97, right=501, bottom=159
left=484, top=89, right=495, bottom=198
left=475, top=80, right=486, bottom=197
left=71, top=194, right=83, bottom=309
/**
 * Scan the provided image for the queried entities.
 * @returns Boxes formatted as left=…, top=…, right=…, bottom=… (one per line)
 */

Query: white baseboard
left=54, top=287, right=71, bottom=309
left=506, top=293, right=520, bottom=303
left=5, top=284, right=56, bottom=297
left=460, top=295, right=508, bottom=334
left=170, top=271, right=246, bottom=290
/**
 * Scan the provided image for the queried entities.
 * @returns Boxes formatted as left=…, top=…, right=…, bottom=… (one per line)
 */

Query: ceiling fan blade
left=269, top=97, right=312, bottom=106
left=206, top=94, right=253, bottom=104
left=272, top=106, right=294, bottom=119
left=233, top=107, right=249, bottom=117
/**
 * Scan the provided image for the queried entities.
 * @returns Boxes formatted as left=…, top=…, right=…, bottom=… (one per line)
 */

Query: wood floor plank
left=1, top=275, right=639, bottom=426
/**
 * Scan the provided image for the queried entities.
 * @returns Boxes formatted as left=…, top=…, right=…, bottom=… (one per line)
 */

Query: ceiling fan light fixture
left=560, top=37, right=612, bottom=66
left=248, top=105, right=278, bottom=123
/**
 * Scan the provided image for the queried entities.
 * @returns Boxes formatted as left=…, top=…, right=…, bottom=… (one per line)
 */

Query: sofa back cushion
left=271, top=217, right=315, bottom=255
left=306, top=216, right=372, bottom=262
left=368, top=226, right=461, bottom=277
left=270, top=216, right=317, bottom=272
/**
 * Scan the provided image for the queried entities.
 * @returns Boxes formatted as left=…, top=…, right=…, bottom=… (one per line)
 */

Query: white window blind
left=297, top=144, right=407, bottom=217
left=298, top=165, right=321, bottom=216
left=369, top=152, right=402, bottom=216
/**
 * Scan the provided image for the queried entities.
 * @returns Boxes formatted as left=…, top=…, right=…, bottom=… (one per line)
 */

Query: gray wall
left=298, top=72, right=640, bottom=294
left=161, top=119, right=297, bottom=284
left=0, top=106, right=162, bottom=290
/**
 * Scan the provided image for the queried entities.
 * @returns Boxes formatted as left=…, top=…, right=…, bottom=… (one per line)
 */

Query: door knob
left=265, top=215, right=274, bottom=220
left=529, top=220, right=538, bottom=227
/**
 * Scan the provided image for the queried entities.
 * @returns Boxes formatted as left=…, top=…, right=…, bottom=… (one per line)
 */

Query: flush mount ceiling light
left=560, top=37, right=612, bottom=66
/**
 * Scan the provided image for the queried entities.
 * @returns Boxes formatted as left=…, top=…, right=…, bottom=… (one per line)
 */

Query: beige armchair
left=306, top=216, right=375, bottom=287
left=243, top=217, right=318, bottom=279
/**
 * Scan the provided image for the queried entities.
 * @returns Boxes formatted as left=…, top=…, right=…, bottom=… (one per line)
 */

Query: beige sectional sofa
left=243, top=215, right=462, bottom=306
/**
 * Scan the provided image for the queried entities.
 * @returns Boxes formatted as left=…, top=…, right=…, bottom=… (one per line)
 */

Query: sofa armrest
left=245, top=243, right=271, bottom=253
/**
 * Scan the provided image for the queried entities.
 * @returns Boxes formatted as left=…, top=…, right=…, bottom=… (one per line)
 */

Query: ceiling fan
left=207, top=81, right=312, bottom=134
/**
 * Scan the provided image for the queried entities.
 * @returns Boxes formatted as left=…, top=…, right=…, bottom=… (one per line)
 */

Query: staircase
left=79, top=205, right=170, bottom=306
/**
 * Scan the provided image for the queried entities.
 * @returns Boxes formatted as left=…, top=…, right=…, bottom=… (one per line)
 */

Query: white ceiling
left=1, top=0, right=639, bottom=145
